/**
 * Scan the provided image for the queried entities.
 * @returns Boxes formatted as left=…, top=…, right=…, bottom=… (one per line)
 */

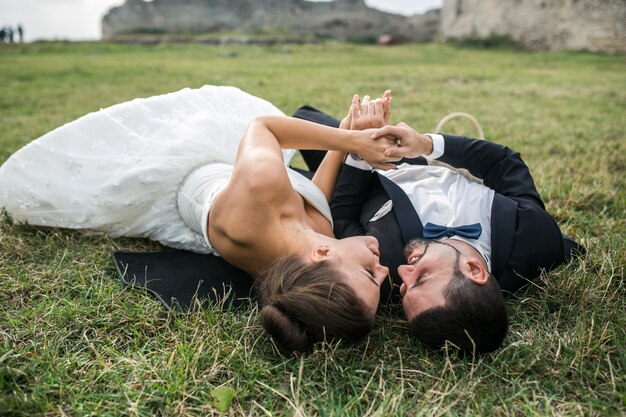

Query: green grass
left=0, top=41, right=624, bottom=416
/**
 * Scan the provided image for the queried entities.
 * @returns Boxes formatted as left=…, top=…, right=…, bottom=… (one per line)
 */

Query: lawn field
left=0, top=41, right=624, bottom=416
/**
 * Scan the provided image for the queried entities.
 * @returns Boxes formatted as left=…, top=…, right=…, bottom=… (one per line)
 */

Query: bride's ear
left=310, top=245, right=330, bottom=263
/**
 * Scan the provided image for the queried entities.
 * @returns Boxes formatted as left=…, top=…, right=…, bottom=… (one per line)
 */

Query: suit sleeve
left=330, top=164, right=373, bottom=238
left=436, top=135, right=544, bottom=208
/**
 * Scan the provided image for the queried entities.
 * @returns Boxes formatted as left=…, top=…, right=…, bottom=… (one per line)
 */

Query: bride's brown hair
left=257, top=255, right=375, bottom=355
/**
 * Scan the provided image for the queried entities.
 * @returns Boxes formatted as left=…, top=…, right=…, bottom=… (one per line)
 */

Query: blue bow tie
left=422, top=222, right=482, bottom=240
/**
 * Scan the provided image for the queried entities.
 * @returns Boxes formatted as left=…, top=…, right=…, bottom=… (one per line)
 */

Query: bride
left=0, top=85, right=396, bottom=354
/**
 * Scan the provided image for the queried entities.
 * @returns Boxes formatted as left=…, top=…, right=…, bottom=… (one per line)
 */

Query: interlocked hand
left=371, top=122, right=433, bottom=160
left=340, top=90, right=391, bottom=130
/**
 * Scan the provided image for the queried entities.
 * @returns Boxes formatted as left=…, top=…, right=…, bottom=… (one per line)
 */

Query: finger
left=382, top=91, right=392, bottom=124
left=371, top=125, right=402, bottom=140
left=383, top=145, right=411, bottom=160
left=383, top=104, right=392, bottom=125
left=383, top=92, right=392, bottom=107
left=350, top=94, right=360, bottom=120
left=361, top=95, right=370, bottom=116
left=374, top=98, right=384, bottom=119
left=371, top=134, right=398, bottom=149
left=382, top=90, right=392, bottom=107
left=368, top=100, right=377, bottom=118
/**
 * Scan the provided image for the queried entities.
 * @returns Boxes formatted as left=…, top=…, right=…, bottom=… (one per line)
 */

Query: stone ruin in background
left=441, top=0, right=625, bottom=54
left=102, top=0, right=440, bottom=44
left=102, top=0, right=625, bottom=53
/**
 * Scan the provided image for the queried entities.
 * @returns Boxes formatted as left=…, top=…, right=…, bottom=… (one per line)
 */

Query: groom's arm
left=376, top=125, right=580, bottom=288
left=330, top=160, right=374, bottom=238
left=436, top=134, right=544, bottom=207
left=292, top=106, right=373, bottom=238
left=375, top=125, right=544, bottom=206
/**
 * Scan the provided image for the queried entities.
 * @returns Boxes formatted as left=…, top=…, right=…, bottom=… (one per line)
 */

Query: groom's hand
left=351, top=128, right=400, bottom=170
left=371, top=123, right=434, bottom=159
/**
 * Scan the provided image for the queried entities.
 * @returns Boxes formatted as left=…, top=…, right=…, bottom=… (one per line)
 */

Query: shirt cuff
left=345, top=153, right=373, bottom=170
left=423, top=134, right=444, bottom=160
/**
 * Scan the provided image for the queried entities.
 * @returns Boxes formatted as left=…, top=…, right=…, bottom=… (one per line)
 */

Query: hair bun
left=260, top=304, right=310, bottom=354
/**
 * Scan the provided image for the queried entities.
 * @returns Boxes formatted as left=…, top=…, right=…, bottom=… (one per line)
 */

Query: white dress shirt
left=346, top=134, right=495, bottom=270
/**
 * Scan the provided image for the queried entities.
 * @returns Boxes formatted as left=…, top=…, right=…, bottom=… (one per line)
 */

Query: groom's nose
left=397, top=264, right=417, bottom=287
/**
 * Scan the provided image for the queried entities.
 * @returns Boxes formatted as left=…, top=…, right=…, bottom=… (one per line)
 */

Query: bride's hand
left=352, top=90, right=391, bottom=130
left=339, top=90, right=391, bottom=130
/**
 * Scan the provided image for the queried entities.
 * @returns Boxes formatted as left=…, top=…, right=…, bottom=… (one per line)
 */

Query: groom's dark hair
left=410, top=270, right=508, bottom=355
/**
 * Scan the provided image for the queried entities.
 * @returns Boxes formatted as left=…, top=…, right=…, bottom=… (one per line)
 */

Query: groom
left=293, top=105, right=582, bottom=354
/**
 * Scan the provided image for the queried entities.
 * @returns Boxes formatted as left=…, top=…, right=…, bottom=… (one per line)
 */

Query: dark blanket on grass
left=113, top=250, right=255, bottom=311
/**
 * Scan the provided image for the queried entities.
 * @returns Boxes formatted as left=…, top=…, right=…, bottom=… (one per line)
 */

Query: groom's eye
left=411, top=275, right=426, bottom=289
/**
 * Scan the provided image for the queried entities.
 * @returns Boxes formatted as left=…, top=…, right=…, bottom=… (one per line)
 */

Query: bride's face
left=324, top=236, right=389, bottom=313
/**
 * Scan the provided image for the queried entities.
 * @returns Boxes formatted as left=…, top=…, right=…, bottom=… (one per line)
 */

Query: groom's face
left=397, top=239, right=461, bottom=321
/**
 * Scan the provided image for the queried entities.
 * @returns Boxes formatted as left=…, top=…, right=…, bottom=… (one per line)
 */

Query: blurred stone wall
left=102, top=0, right=438, bottom=42
left=441, top=0, right=626, bottom=53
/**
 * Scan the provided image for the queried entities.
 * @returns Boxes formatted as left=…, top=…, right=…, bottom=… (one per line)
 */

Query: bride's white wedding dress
left=0, top=85, right=330, bottom=254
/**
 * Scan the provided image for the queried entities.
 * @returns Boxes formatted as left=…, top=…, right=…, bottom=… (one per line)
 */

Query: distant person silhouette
left=4, top=26, right=13, bottom=43
left=17, top=24, right=23, bottom=43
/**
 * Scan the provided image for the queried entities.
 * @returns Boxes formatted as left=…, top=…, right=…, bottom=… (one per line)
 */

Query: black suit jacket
left=293, top=106, right=579, bottom=303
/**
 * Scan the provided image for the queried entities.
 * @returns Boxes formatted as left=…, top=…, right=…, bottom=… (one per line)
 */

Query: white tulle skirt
left=0, top=85, right=294, bottom=253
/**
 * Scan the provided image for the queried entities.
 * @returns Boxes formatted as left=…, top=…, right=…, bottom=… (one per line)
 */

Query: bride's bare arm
left=228, top=110, right=397, bottom=207
left=311, top=91, right=392, bottom=201
left=255, top=117, right=396, bottom=166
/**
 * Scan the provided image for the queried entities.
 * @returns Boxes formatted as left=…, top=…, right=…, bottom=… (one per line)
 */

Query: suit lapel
left=375, top=173, right=423, bottom=244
